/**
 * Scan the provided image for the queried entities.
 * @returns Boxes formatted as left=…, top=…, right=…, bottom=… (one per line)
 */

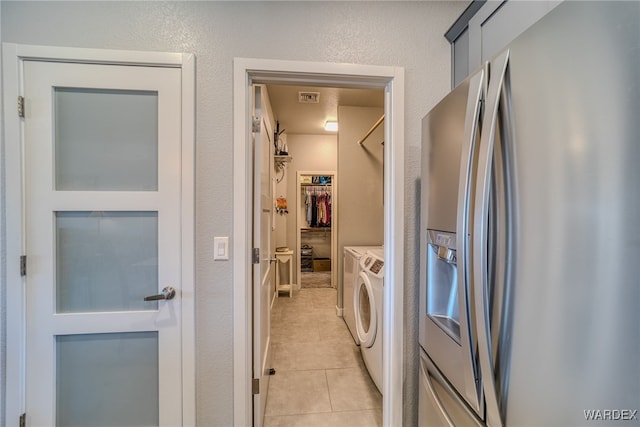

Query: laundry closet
left=268, top=86, right=385, bottom=303
left=264, top=84, right=386, bottom=422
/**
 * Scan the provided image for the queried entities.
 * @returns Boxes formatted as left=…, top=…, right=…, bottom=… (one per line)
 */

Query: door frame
left=2, top=43, right=196, bottom=426
left=233, top=58, right=405, bottom=426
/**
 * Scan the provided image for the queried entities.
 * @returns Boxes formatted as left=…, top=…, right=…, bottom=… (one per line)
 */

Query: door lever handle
left=144, top=286, right=176, bottom=301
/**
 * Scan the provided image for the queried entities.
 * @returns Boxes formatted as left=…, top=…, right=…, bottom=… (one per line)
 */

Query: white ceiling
left=266, top=84, right=384, bottom=135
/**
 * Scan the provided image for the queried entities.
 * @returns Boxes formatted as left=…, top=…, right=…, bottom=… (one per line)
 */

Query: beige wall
left=0, top=1, right=468, bottom=425
left=336, top=106, right=385, bottom=308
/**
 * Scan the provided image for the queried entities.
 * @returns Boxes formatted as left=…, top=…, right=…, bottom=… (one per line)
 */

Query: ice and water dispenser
left=426, top=230, right=461, bottom=344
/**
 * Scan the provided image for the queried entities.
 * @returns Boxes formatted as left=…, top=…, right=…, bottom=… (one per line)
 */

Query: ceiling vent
left=298, top=91, right=320, bottom=104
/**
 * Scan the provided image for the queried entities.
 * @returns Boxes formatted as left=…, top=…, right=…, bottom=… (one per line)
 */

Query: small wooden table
left=275, top=250, right=294, bottom=298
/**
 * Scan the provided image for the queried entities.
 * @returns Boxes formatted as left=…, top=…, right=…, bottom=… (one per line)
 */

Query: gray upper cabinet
left=448, top=0, right=562, bottom=88
left=451, top=28, right=470, bottom=90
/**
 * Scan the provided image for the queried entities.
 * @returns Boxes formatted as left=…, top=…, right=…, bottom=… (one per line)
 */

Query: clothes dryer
left=355, top=248, right=384, bottom=393
left=343, top=246, right=382, bottom=344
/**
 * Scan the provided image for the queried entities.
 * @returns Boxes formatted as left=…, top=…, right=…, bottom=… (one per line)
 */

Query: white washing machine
left=343, top=246, right=382, bottom=345
left=355, top=248, right=384, bottom=393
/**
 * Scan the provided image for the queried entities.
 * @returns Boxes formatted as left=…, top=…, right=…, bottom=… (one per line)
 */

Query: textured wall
left=0, top=1, right=467, bottom=425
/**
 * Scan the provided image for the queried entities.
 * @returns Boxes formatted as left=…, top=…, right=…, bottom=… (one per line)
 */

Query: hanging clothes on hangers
left=311, top=191, right=318, bottom=226
left=306, top=190, right=312, bottom=225
left=303, top=184, right=332, bottom=228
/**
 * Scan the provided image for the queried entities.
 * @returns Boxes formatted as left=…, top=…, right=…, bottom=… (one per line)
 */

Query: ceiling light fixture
left=324, top=121, right=338, bottom=132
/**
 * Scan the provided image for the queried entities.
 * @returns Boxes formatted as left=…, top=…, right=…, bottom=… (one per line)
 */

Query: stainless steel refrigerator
left=419, top=2, right=640, bottom=426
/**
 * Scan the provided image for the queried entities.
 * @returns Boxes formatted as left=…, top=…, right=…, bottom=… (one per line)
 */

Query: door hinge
left=18, top=96, right=25, bottom=118
left=20, top=255, right=27, bottom=276
left=252, top=248, right=260, bottom=264
left=252, top=378, right=260, bottom=395
left=19, top=413, right=26, bottom=427
left=252, top=116, right=261, bottom=133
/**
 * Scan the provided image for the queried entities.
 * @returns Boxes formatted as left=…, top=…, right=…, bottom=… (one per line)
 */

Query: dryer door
left=354, top=272, right=377, bottom=347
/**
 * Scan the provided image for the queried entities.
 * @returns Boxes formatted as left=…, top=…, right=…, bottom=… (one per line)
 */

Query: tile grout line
left=265, top=287, right=382, bottom=426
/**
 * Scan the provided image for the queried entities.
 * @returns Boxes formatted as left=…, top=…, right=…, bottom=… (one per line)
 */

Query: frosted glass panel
left=54, top=88, right=158, bottom=191
left=56, top=212, right=158, bottom=313
left=56, top=332, right=159, bottom=427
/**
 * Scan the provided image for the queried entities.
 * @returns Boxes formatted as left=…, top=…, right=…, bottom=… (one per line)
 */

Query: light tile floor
left=264, top=287, right=382, bottom=427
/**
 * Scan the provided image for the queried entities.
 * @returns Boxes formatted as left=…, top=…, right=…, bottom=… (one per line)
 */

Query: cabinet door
left=468, top=0, right=562, bottom=71
left=452, top=29, right=470, bottom=88
left=451, top=0, right=562, bottom=86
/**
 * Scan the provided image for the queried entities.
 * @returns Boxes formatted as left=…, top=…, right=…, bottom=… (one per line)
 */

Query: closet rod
left=357, top=114, right=384, bottom=146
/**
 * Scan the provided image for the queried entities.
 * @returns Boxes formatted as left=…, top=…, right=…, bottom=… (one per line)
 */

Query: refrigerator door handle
left=455, top=70, right=485, bottom=413
left=456, top=69, right=484, bottom=242
left=473, top=49, right=510, bottom=427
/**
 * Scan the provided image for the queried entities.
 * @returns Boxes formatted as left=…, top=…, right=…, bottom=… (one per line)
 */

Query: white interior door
left=252, top=84, right=273, bottom=427
left=23, top=60, right=183, bottom=426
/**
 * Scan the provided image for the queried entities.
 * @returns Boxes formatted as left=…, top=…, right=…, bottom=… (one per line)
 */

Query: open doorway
left=295, top=171, right=337, bottom=293
left=266, top=83, right=385, bottom=298
left=233, top=58, right=404, bottom=426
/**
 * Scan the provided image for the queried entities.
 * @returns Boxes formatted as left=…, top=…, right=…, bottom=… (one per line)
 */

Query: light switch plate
left=213, top=236, right=229, bottom=261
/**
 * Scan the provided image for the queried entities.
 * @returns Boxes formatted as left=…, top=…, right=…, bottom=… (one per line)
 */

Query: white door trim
left=2, top=43, right=196, bottom=427
left=233, top=57, right=405, bottom=427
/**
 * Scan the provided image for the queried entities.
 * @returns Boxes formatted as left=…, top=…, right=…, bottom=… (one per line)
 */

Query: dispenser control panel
left=369, top=259, right=384, bottom=275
